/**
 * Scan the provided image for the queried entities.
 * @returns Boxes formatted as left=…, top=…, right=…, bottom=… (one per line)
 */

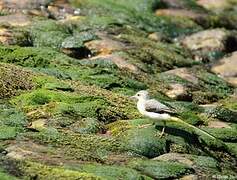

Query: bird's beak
left=129, top=96, right=136, bottom=100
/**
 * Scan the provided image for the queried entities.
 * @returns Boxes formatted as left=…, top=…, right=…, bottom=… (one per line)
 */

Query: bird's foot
left=155, top=127, right=166, bottom=138
left=138, top=123, right=152, bottom=128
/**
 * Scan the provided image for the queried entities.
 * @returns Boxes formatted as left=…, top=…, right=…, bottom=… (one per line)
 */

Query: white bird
left=130, top=90, right=176, bottom=136
left=130, top=90, right=216, bottom=139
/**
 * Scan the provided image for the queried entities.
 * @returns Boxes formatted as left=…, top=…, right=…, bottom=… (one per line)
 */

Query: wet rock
left=181, top=29, right=237, bottom=61
left=211, top=52, right=237, bottom=87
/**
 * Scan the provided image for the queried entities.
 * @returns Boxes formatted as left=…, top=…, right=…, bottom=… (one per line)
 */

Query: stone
left=156, top=9, right=205, bottom=20
left=0, top=13, right=31, bottom=27
left=164, top=68, right=199, bottom=84
left=85, top=33, right=125, bottom=55
left=182, top=29, right=227, bottom=51
left=197, top=0, right=236, bottom=11
left=211, top=52, right=237, bottom=87
left=165, top=83, right=189, bottom=100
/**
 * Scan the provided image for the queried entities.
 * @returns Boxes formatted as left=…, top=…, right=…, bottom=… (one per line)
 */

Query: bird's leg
left=155, top=121, right=166, bottom=138
left=138, top=123, right=153, bottom=128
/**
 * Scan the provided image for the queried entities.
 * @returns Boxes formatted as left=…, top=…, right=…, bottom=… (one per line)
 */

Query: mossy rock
left=158, top=67, right=233, bottom=104
left=0, top=63, right=35, bottom=98
left=0, top=45, right=73, bottom=68
left=71, top=0, right=202, bottom=37
left=0, top=101, right=27, bottom=127
left=29, top=20, right=71, bottom=50
left=119, top=35, right=196, bottom=73
left=155, top=153, right=219, bottom=174
left=0, top=169, right=18, bottom=180
left=65, top=163, right=150, bottom=180
left=69, top=117, right=105, bottom=134
left=201, top=127, right=237, bottom=142
left=119, top=125, right=167, bottom=158
left=0, top=125, right=17, bottom=140
left=128, top=159, right=194, bottom=179
left=24, top=129, right=128, bottom=163
left=20, top=161, right=101, bottom=179
left=226, top=143, right=237, bottom=158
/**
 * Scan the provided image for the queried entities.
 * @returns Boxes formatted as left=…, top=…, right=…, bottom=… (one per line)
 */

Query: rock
left=120, top=126, right=167, bottom=158
left=128, top=159, right=194, bottom=179
left=163, top=68, right=199, bottom=84
left=90, top=54, right=139, bottom=73
left=0, top=13, right=31, bottom=27
left=181, top=29, right=237, bottom=61
left=165, top=83, right=190, bottom=100
left=148, top=32, right=169, bottom=42
left=85, top=33, right=125, bottom=55
left=154, top=153, right=219, bottom=175
left=197, top=0, right=236, bottom=11
left=207, top=120, right=231, bottom=128
left=211, top=52, right=237, bottom=87
left=0, top=63, right=35, bottom=98
left=156, top=9, right=205, bottom=20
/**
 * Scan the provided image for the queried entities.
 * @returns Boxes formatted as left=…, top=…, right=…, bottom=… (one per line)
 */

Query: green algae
left=20, top=161, right=101, bottom=180
left=24, top=130, right=128, bottom=163
left=201, top=127, right=237, bottom=142
left=0, top=45, right=73, bottom=68
left=71, top=0, right=202, bottom=37
left=128, top=159, right=194, bottom=179
left=29, top=20, right=71, bottom=50
left=0, top=125, right=17, bottom=140
left=119, top=35, right=196, bottom=73
left=66, top=163, right=150, bottom=180
left=0, top=63, right=35, bottom=98
left=120, top=126, right=167, bottom=158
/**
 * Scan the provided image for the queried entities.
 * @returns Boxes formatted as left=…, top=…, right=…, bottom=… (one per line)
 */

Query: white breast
left=137, top=100, right=171, bottom=120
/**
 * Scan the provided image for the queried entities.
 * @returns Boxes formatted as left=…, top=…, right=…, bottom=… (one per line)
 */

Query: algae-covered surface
left=0, top=0, right=237, bottom=179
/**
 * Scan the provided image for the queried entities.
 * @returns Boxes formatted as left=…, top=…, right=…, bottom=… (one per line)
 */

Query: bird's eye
left=137, top=94, right=140, bottom=96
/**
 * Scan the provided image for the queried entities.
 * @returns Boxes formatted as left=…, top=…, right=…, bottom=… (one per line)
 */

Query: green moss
left=119, top=35, right=196, bottom=73
left=0, top=45, right=73, bottom=68
left=0, top=102, right=27, bottom=127
left=201, top=127, right=237, bottom=142
left=25, top=130, right=128, bottom=163
left=71, top=0, right=202, bottom=37
left=128, top=159, right=194, bottom=179
left=119, top=126, right=167, bottom=158
left=0, top=169, right=18, bottom=180
left=0, top=125, right=17, bottom=140
left=20, top=161, right=101, bottom=179
left=226, top=143, right=237, bottom=158
left=29, top=20, right=71, bottom=49
left=66, top=164, right=150, bottom=180
left=0, top=63, right=35, bottom=98
left=211, top=106, right=237, bottom=123
left=69, top=118, right=104, bottom=134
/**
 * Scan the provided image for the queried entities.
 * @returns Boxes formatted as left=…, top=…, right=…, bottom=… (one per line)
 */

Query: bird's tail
left=169, top=117, right=216, bottom=140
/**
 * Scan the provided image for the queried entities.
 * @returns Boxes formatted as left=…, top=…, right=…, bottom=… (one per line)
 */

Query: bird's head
left=130, top=90, right=149, bottom=101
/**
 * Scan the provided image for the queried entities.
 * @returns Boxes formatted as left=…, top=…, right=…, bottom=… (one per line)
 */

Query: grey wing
left=145, top=99, right=175, bottom=114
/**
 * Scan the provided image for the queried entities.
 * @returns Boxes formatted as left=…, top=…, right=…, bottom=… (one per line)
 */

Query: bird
left=130, top=90, right=216, bottom=139
left=130, top=90, right=176, bottom=137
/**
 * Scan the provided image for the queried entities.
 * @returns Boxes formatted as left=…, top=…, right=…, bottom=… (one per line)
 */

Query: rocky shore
left=0, top=0, right=237, bottom=179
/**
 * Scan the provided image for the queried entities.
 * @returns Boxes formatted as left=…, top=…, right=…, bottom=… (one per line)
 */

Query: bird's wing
left=145, top=99, right=175, bottom=114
